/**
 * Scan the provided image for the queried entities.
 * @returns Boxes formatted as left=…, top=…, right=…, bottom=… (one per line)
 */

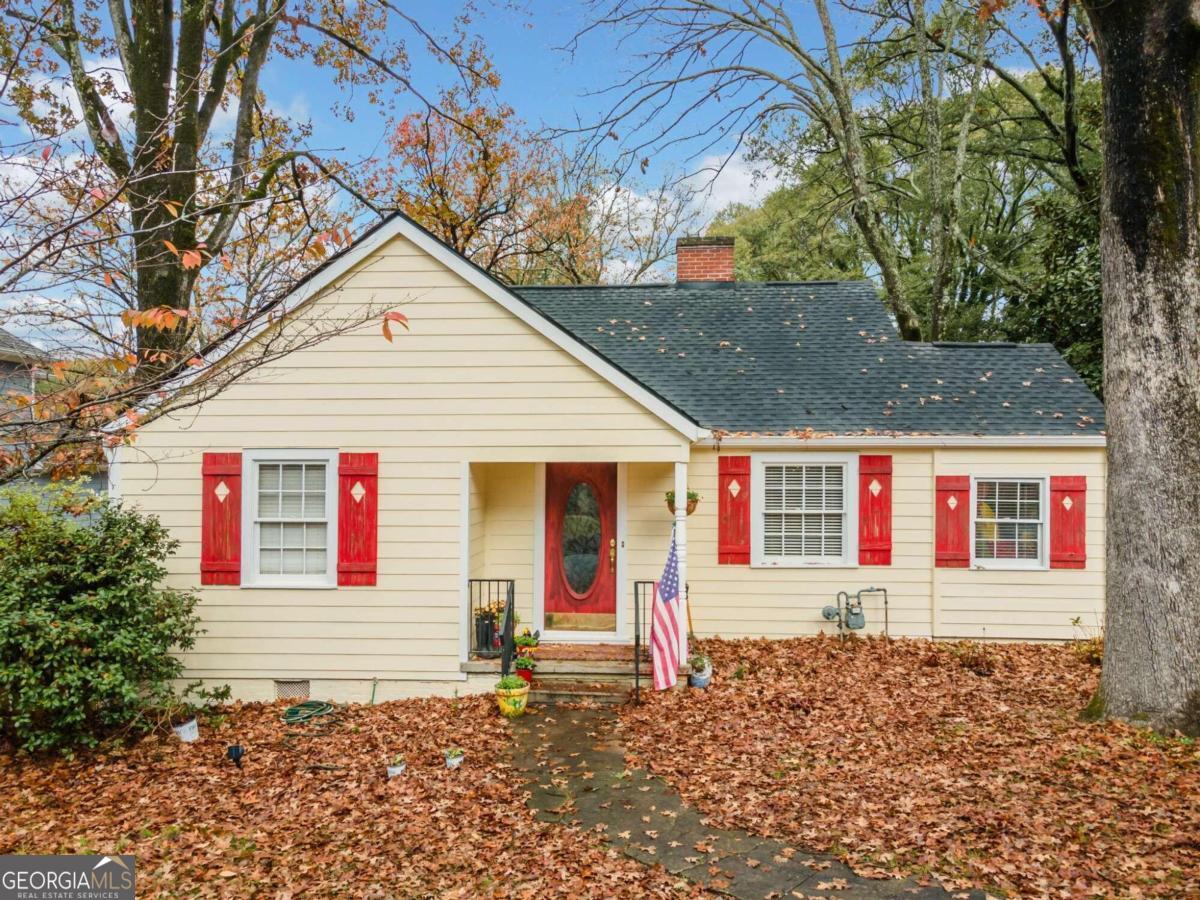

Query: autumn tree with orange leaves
left=381, top=72, right=700, bottom=285
left=0, top=1, right=500, bottom=483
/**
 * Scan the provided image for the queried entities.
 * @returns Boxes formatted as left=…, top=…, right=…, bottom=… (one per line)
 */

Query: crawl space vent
left=274, top=679, right=310, bottom=701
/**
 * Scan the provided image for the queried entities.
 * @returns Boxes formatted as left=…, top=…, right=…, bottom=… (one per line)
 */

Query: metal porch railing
left=632, top=580, right=687, bottom=704
left=468, top=579, right=515, bottom=660
left=633, top=581, right=654, bottom=703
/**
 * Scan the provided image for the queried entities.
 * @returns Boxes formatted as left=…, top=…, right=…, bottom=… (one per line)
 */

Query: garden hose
left=280, top=700, right=335, bottom=725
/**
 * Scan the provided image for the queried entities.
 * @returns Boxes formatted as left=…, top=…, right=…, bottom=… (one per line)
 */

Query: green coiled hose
left=280, top=699, right=335, bottom=725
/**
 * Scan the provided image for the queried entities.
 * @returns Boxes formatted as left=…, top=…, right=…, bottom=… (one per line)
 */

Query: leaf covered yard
left=621, top=638, right=1200, bottom=897
left=0, top=695, right=679, bottom=898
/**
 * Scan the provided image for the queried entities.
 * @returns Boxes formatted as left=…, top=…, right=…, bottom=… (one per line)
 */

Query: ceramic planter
left=688, top=664, right=713, bottom=689
left=515, top=668, right=533, bottom=685
left=386, top=762, right=407, bottom=778
left=172, top=717, right=199, bottom=742
left=495, top=683, right=530, bottom=718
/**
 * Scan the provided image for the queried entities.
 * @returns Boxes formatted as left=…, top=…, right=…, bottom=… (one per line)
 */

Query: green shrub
left=0, top=483, right=202, bottom=754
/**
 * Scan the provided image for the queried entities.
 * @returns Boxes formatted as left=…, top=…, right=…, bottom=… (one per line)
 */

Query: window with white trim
left=752, top=455, right=857, bottom=566
left=243, top=450, right=338, bottom=587
left=972, top=477, right=1046, bottom=567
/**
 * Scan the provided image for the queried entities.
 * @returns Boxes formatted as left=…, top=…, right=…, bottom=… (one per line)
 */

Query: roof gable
left=115, top=213, right=705, bottom=442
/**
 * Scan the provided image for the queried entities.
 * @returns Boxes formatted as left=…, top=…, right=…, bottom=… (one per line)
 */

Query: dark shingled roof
left=515, top=281, right=1105, bottom=437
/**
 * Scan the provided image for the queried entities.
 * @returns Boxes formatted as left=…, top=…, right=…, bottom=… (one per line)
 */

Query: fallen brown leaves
left=620, top=637, right=1200, bottom=898
left=0, top=695, right=680, bottom=898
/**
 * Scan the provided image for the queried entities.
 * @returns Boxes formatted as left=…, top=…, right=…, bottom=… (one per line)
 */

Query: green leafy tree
left=1002, top=194, right=1102, bottom=395
left=711, top=68, right=1102, bottom=380
left=0, top=484, right=201, bottom=754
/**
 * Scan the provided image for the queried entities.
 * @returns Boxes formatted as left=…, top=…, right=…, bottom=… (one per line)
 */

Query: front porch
left=462, top=639, right=657, bottom=704
left=460, top=460, right=692, bottom=656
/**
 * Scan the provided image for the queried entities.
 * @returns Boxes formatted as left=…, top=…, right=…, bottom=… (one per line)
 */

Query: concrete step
left=462, top=658, right=646, bottom=677
left=528, top=680, right=631, bottom=706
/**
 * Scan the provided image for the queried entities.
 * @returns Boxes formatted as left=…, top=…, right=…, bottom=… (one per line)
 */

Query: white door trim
left=534, top=461, right=627, bottom=643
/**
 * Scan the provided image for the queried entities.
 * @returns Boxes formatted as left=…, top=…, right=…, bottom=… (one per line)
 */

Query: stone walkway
left=512, top=705, right=986, bottom=900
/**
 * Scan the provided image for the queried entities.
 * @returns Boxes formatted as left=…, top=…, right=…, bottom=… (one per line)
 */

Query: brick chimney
left=676, top=235, right=735, bottom=283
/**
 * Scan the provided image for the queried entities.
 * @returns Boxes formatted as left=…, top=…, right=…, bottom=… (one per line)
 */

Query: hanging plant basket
left=666, top=492, right=700, bottom=516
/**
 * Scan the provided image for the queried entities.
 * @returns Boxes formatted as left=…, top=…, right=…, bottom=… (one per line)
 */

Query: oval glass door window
left=562, top=482, right=601, bottom=595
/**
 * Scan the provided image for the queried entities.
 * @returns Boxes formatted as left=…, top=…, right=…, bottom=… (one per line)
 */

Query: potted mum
left=688, top=652, right=713, bottom=689
left=443, top=747, right=465, bottom=769
left=514, top=655, right=536, bottom=685
left=666, top=490, right=701, bottom=516
left=514, top=628, right=540, bottom=652
left=495, top=674, right=530, bottom=718
left=386, top=754, right=406, bottom=778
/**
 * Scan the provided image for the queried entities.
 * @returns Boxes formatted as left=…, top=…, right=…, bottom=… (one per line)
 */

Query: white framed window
left=242, top=449, right=338, bottom=588
left=970, top=476, right=1047, bottom=570
left=751, top=453, right=858, bottom=567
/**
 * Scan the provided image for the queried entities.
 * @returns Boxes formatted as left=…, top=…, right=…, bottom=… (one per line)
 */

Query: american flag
left=651, top=527, right=681, bottom=690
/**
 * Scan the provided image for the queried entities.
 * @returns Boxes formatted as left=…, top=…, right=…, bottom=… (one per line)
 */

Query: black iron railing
left=632, top=581, right=657, bottom=704
left=632, top=580, right=689, bottom=704
left=468, top=579, right=515, bottom=659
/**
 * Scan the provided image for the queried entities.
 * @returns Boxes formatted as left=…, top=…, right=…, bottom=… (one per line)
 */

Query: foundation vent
left=274, top=679, right=311, bottom=701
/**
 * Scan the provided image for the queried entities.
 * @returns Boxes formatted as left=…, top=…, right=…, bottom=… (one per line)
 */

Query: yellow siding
left=477, top=462, right=535, bottom=628
left=684, top=445, right=1105, bottom=642
left=931, top=447, right=1106, bottom=640
left=117, top=234, right=689, bottom=698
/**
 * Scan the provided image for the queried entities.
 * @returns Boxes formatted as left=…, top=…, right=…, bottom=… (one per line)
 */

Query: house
left=110, top=218, right=1106, bottom=702
left=0, top=326, right=42, bottom=402
left=0, top=327, right=108, bottom=492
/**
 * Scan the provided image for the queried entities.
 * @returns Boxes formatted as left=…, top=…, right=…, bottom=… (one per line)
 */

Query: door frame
left=534, top=462, right=628, bottom=643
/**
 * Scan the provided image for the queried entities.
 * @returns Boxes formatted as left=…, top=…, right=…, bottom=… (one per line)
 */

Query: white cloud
left=686, top=151, right=780, bottom=224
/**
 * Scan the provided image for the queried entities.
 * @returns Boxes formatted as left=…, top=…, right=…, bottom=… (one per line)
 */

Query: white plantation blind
left=761, top=463, right=846, bottom=559
left=256, top=462, right=329, bottom=576
left=974, top=478, right=1043, bottom=563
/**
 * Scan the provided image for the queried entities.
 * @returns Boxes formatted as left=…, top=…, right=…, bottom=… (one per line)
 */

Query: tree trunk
left=1084, top=0, right=1200, bottom=735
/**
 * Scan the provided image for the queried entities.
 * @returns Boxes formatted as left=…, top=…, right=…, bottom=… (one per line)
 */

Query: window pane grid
left=763, top=464, right=846, bottom=560
left=256, top=462, right=328, bottom=577
left=975, top=479, right=1042, bottom=561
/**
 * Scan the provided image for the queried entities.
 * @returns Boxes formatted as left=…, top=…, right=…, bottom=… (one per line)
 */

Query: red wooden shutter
left=201, top=452, right=241, bottom=585
left=717, top=455, right=751, bottom=564
left=1050, top=475, right=1087, bottom=569
left=934, top=475, right=970, bottom=568
left=338, top=452, right=379, bottom=586
left=859, top=455, right=892, bottom=565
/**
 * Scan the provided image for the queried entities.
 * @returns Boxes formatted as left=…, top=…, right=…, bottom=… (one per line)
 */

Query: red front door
left=545, top=462, right=617, bottom=632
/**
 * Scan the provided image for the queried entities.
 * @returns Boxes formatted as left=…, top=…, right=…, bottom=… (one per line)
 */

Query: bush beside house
left=0, top=484, right=202, bottom=754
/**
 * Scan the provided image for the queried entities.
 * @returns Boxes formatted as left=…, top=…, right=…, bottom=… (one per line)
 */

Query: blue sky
left=264, top=4, right=628, bottom=164
left=261, top=1, right=799, bottom=211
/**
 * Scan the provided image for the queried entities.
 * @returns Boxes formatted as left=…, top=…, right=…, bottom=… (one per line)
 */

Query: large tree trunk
left=1084, top=0, right=1200, bottom=735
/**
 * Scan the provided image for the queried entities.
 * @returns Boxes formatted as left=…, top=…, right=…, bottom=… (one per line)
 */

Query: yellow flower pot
left=496, top=683, right=530, bottom=718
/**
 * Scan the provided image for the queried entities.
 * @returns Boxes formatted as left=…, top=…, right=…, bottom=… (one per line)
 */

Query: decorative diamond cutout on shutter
left=728, top=479, right=741, bottom=498
left=946, top=495, right=958, bottom=510
left=869, top=478, right=882, bottom=497
left=350, top=481, right=366, bottom=503
left=1062, top=495, right=1073, bottom=511
left=214, top=480, right=230, bottom=503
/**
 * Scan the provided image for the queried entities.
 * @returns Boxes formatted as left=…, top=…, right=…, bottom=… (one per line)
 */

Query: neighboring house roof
left=516, top=281, right=1105, bottom=438
left=0, top=327, right=44, bottom=365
